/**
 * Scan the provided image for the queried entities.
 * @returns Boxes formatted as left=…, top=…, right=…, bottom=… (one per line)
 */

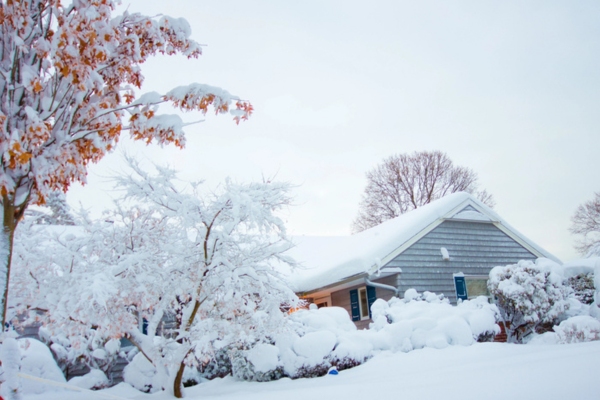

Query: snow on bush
left=369, top=291, right=500, bottom=351
left=123, top=353, right=162, bottom=393
left=228, top=306, right=371, bottom=382
left=232, top=292, right=500, bottom=383
left=0, top=337, right=67, bottom=397
left=566, top=273, right=595, bottom=305
left=554, top=316, right=600, bottom=344
left=0, top=337, right=23, bottom=400
left=489, top=258, right=572, bottom=343
left=68, top=369, right=109, bottom=390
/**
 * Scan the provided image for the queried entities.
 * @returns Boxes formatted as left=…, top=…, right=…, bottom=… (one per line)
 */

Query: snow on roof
left=285, top=192, right=559, bottom=293
left=286, top=192, right=469, bottom=292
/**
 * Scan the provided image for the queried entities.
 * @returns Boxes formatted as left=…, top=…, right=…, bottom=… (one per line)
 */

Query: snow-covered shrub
left=0, top=337, right=23, bottom=400
left=8, top=338, right=66, bottom=396
left=123, top=353, right=161, bottom=393
left=369, top=291, right=500, bottom=349
left=197, top=347, right=233, bottom=381
left=554, top=316, right=600, bottom=344
left=566, top=273, right=595, bottom=305
left=488, top=258, right=572, bottom=343
left=38, top=327, right=122, bottom=381
left=230, top=345, right=285, bottom=382
left=68, top=369, right=109, bottom=390
left=227, top=307, right=372, bottom=381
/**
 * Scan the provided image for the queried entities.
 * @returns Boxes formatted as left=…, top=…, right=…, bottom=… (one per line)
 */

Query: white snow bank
left=17, top=338, right=66, bottom=394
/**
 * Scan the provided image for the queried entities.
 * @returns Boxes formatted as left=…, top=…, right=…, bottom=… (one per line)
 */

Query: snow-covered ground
left=21, top=341, right=600, bottom=400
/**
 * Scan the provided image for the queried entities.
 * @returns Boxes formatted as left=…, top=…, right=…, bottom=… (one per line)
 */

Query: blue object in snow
left=328, top=367, right=339, bottom=375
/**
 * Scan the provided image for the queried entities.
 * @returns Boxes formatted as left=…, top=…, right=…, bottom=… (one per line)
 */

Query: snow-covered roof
left=286, top=192, right=559, bottom=293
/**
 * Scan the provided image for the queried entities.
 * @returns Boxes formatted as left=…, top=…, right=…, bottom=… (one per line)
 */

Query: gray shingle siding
left=383, top=219, right=537, bottom=303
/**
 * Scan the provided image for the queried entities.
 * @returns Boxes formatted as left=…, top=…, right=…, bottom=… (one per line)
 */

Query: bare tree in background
left=352, top=151, right=495, bottom=233
left=570, top=192, right=600, bottom=257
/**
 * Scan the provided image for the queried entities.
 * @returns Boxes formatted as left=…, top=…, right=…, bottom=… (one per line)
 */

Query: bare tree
left=570, top=192, right=600, bottom=256
left=352, top=151, right=494, bottom=233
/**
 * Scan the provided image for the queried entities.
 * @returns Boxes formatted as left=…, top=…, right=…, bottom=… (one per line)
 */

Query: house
left=285, top=192, right=560, bottom=329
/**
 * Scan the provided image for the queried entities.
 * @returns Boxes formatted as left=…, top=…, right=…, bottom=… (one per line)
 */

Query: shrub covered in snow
left=369, top=290, right=501, bottom=350
left=224, top=307, right=372, bottom=382
left=566, top=273, right=595, bottom=305
left=0, top=337, right=67, bottom=398
left=489, top=258, right=572, bottom=343
left=554, top=316, right=600, bottom=344
left=68, top=369, right=109, bottom=390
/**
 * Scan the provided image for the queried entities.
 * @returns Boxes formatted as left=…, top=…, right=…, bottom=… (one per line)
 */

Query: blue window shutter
left=350, top=289, right=360, bottom=321
left=454, top=276, right=468, bottom=301
left=366, top=286, right=377, bottom=318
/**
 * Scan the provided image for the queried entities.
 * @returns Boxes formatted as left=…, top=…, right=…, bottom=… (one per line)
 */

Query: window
left=313, top=296, right=331, bottom=309
left=358, top=287, right=369, bottom=319
left=454, top=274, right=490, bottom=302
left=466, top=276, right=490, bottom=299
left=350, top=286, right=377, bottom=321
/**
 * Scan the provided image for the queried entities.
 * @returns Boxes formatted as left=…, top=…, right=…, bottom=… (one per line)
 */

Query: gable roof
left=286, top=192, right=560, bottom=293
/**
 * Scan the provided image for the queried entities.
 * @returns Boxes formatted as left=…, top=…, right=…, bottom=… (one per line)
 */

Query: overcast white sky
left=67, top=1, right=600, bottom=262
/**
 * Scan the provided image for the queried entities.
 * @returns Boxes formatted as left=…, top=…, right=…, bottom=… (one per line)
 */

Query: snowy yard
left=22, top=341, right=600, bottom=400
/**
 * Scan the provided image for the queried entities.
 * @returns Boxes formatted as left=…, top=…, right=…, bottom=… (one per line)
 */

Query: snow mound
left=17, top=338, right=66, bottom=394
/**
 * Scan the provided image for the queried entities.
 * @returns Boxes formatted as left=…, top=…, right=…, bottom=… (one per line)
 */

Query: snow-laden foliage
left=68, top=369, right=109, bottom=391
left=554, top=316, right=600, bottom=344
left=228, top=306, right=371, bottom=382
left=369, top=290, right=501, bottom=348
left=29, top=191, right=76, bottom=226
left=229, top=291, right=500, bottom=382
left=566, top=273, right=595, bottom=305
left=11, top=159, right=297, bottom=397
left=488, top=259, right=572, bottom=343
left=0, top=0, right=252, bottom=330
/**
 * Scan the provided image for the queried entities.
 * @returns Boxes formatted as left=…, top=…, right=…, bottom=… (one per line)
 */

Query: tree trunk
left=1, top=196, right=18, bottom=329
left=173, top=361, right=186, bottom=398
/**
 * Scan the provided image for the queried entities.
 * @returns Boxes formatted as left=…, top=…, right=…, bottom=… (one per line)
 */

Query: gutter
left=365, top=278, right=400, bottom=296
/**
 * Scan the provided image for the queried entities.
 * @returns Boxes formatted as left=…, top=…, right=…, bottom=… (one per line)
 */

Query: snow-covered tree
left=570, top=192, right=600, bottom=256
left=0, top=0, right=253, bottom=328
left=12, top=159, right=298, bottom=397
left=488, top=259, right=572, bottom=343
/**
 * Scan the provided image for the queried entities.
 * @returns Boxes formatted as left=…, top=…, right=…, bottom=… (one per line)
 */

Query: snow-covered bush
left=226, top=307, right=371, bottom=382
left=369, top=290, right=500, bottom=350
left=68, top=369, right=109, bottom=390
left=488, top=258, right=572, bottom=343
left=566, top=273, right=595, bottom=305
left=0, top=337, right=67, bottom=398
left=554, top=316, right=600, bottom=344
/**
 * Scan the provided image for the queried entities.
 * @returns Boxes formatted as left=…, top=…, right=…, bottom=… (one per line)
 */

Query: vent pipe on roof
left=441, top=247, right=450, bottom=261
